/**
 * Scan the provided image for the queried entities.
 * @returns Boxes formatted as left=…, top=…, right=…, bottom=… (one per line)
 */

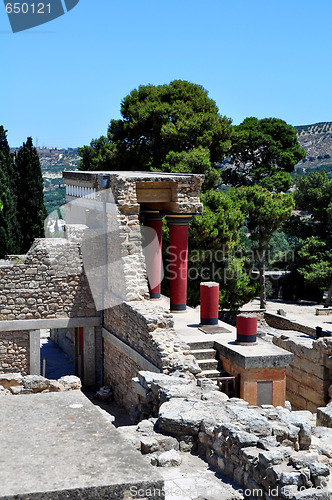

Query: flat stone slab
left=198, top=325, right=231, bottom=335
left=0, top=391, right=163, bottom=499
left=214, top=335, right=294, bottom=369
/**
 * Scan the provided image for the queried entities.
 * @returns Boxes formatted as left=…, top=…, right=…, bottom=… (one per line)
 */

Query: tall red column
left=142, top=211, right=163, bottom=299
left=166, top=215, right=192, bottom=312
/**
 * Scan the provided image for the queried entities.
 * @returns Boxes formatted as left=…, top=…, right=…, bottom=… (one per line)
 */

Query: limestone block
left=0, top=384, right=11, bottom=396
left=140, top=437, right=160, bottom=454
left=156, top=449, right=182, bottom=467
left=317, top=404, right=332, bottom=428
left=58, top=375, right=82, bottom=391
left=136, top=419, right=155, bottom=435
left=0, top=373, right=23, bottom=389
left=23, top=375, right=50, bottom=393
left=258, top=447, right=292, bottom=468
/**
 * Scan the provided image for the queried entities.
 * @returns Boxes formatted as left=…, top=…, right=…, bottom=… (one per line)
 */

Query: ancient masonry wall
left=273, top=335, right=332, bottom=412
left=0, top=238, right=96, bottom=321
left=131, top=371, right=331, bottom=500
left=265, top=312, right=316, bottom=337
left=0, top=331, right=29, bottom=375
left=103, top=300, right=200, bottom=409
left=100, top=173, right=203, bottom=407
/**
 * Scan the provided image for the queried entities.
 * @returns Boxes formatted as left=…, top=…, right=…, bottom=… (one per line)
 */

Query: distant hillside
left=295, top=122, right=332, bottom=177
left=10, top=147, right=79, bottom=213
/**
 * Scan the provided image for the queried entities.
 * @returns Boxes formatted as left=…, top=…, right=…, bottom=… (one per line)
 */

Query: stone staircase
left=187, top=340, right=226, bottom=379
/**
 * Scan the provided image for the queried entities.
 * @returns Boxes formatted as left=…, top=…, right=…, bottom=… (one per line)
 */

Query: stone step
left=197, top=359, right=219, bottom=371
left=190, top=348, right=217, bottom=360
left=187, top=340, right=214, bottom=350
left=199, top=369, right=222, bottom=378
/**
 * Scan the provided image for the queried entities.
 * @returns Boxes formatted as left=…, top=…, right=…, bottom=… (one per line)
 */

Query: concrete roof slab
left=0, top=391, right=163, bottom=499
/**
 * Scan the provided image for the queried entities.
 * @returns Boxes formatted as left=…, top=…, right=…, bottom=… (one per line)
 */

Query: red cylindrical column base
left=236, top=314, right=258, bottom=345
left=200, top=282, right=219, bottom=325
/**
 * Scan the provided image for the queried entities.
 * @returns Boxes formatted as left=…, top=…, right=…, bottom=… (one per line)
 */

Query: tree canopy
left=230, top=185, right=295, bottom=308
left=78, top=80, right=232, bottom=190
left=292, top=171, right=332, bottom=305
left=221, top=117, right=306, bottom=191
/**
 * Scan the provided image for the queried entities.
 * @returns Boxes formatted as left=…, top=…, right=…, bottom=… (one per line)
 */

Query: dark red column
left=141, top=211, right=163, bottom=299
left=236, top=314, right=258, bottom=345
left=166, top=215, right=192, bottom=312
left=200, top=282, right=220, bottom=325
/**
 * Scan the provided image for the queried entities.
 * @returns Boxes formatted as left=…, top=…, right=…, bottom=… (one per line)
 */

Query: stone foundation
left=131, top=371, right=332, bottom=500
left=0, top=331, right=30, bottom=375
left=273, top=334, right=332, bottom=412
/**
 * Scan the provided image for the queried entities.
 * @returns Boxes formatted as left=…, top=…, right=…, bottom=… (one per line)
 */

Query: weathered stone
left=280, top=471, right=303, bottom=486
left=229, top=430, right=259, bottom=448
left=157, top=449, right=182, bottom=467
left=289, top=451, right=319, bottom=469
left=0, top=384, right=11, bottom=395
left=136, top=419, right=155, bottom=435
left=48, top=380, right=65, bottom=392
left=23, top=375, right=50, bottom=393
left=140, top=437, right=160, bottom=454
left=308, top=462, right=330, bottom=477
left=58, top=375, right=81, bottom=391
left=0, top=373, right=23, bottom=389
left=317, top=404, right=332, bottom=428
left=258, top=447, right=292, bottom=468
left=291, top=487, right=330, bottom=500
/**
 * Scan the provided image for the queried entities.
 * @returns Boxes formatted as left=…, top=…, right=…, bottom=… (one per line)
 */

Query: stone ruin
left=1, top=170, right=332, bottom=499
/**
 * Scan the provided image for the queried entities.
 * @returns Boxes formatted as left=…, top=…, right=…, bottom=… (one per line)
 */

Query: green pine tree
left=15, top=137, right=47, bottom=253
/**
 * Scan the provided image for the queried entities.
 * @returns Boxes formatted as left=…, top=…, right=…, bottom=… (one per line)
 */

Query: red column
left=166, top=215, right=192, bottom=312
left=236, top=314, right=258, bottom=345
left=200, top=282, right=220, bottom=325
left=141, top=211, right=163, bottom=299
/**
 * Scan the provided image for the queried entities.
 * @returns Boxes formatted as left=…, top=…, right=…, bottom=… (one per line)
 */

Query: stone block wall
left=104, top=340, right=143, bottom=409
left=103, top=300, right=200, bottom=409
left=0, top=331, right=29, bottom=375
left=273, top=335, right=332, bottom=412
left=132, top=371, right=331, bottom=500
left=0, top=238, right=96, bottom=321
left=265, top=312, right=316, bottom=337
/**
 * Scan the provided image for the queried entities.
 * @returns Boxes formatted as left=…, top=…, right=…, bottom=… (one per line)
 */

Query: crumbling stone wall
left=273, top=334, right=332, bottom=412
left=103, top=300, right=200, bottom=409
left=0, top=331, right=29, bottom=374
left=132, top=371, right=332, bottom=500
left=0, top=238, right=96, bottom=321
left=265, top=312, right=316, bottom=337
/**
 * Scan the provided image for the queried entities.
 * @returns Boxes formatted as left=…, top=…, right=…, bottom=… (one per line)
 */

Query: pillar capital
left=166, top=214, right=193, bottom=226
left=141, top=210, right=164, bottom=222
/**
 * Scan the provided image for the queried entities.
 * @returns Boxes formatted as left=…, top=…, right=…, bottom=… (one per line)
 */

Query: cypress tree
left=15, top=137, right=47, bottom=253
left=0, top=126, right=18, bottom=257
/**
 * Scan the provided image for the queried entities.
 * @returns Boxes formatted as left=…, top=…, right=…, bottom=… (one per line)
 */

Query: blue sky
left=1, top=0, right=331, bottom=148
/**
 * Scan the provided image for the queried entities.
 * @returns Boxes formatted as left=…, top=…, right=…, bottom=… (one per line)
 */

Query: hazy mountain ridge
left=295, top=122, right=332, bottom=175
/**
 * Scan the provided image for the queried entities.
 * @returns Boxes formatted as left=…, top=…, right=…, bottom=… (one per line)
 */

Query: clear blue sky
left=1, top=0, right=331, bottom=148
